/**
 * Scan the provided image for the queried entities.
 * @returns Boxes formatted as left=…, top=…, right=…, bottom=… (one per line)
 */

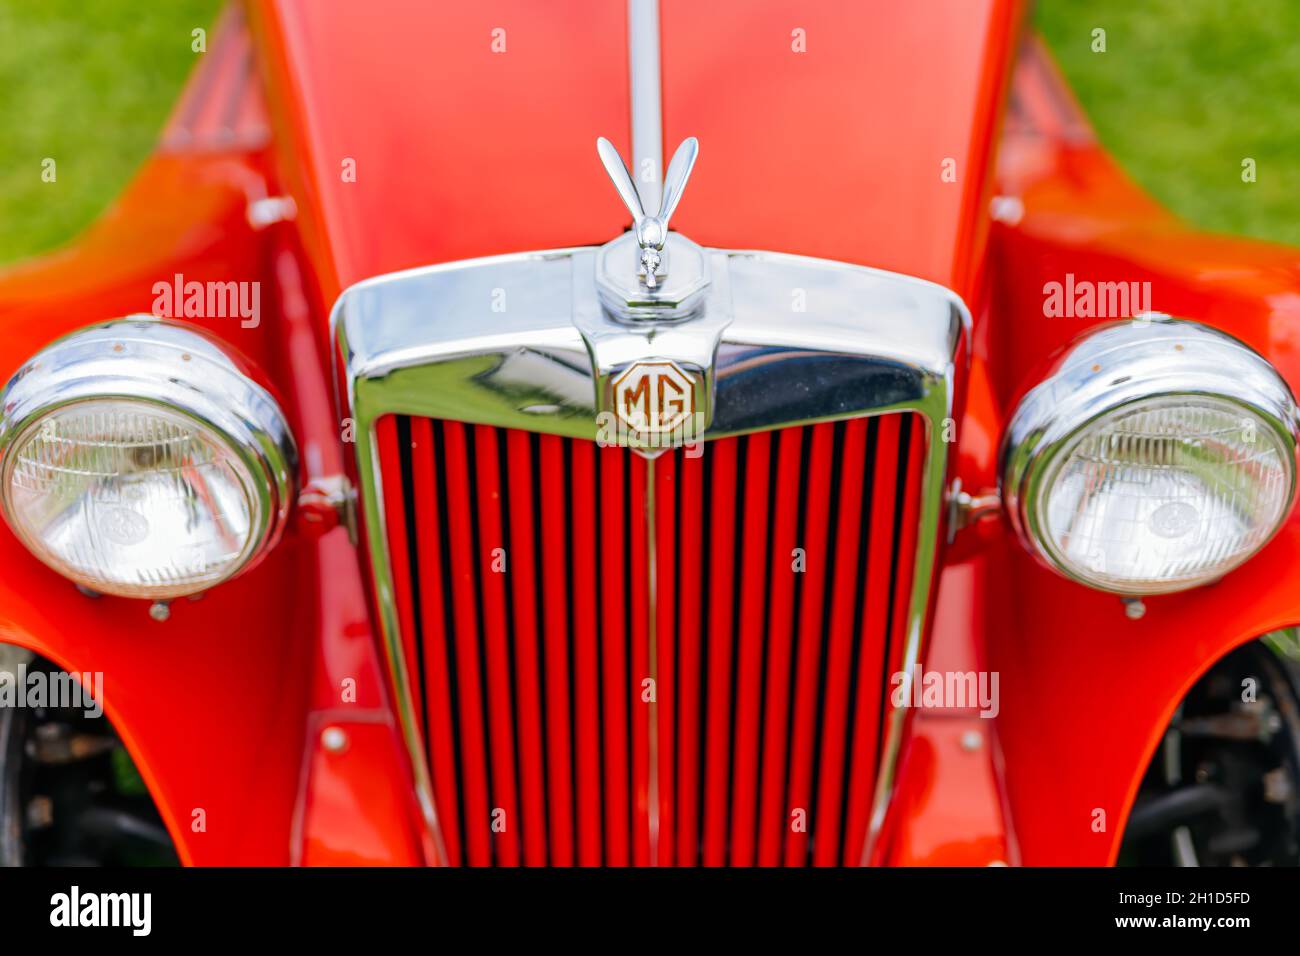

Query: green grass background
left=0, top=1, right=1298, bottom=265
left=0, top=0, right=222, bottom=265
left=1035, top=0, right=1300, bottom=247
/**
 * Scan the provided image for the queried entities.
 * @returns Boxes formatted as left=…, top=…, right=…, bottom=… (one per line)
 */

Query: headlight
left=1001, top=317, right=1298, bottom=595
left=0, top=318, right=296, bottom=599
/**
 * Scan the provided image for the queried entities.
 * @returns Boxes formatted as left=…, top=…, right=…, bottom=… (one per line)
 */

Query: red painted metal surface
left=880, top=713, right=1011, bottom=867
left=246, top=0, right=634, bottom=302
left=7, top=0, right=1300, bottom=870
left=242, top=0, right=1023, bottom=304
left=0, top=8, right=418, bottom=866
left=882, top=32, right=1300, bottom=866
left=236, top=0, right=1027, bottom=864
left=881, top=554, right=1009, bottom=867
left=961, top=34, right=1300, bottom=866
left=298, top=717, right=423, bottom=866
left=660, top=0, right=1024, bottom=303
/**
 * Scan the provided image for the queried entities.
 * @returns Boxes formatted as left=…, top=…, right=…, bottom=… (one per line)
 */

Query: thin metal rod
left=628, top=0, right=663, bottom=214
left=629, top=0, right=663, bottom=864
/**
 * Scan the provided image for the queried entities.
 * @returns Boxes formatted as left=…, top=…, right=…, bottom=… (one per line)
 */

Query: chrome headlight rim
left=0, top=317, right=297, bottom=598
left=1001, top=317, right=1300, bottom=595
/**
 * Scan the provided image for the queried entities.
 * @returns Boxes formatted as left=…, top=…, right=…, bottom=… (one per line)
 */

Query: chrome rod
left=645, top=456, right=660, bottom=864
left=630, top=0, right=663, bottom=865
left=628, top=0, right=663, bottom=214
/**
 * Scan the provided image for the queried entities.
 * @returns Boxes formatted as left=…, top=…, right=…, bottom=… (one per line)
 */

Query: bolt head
left=1124, top=598, right=1147, bottom=621
left=321, top=726, right=349, bottom=754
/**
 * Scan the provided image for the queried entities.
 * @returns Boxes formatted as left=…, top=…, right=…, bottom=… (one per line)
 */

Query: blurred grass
left=0, top=1, right=1297, bottom=265
left=0, top=0, right=221, bottom=265
left=1035, top=0, right=1300, bottom=246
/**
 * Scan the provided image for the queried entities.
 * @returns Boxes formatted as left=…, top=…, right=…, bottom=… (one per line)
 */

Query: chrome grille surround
left=333, top=243, right=969, bottom=865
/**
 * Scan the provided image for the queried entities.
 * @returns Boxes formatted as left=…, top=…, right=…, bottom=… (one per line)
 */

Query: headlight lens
left=6, top=401, right=260, bottom=598
left=0, top=319, right=296, bottom=599
left=1036, top=396, right=1291, bottom=592
left=1002, top=318, right=1298, bottom=595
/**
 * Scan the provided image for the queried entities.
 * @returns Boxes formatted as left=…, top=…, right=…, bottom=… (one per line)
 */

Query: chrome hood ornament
left=597, top=136, right=698, bottom=291
left=581, top=134, right=721, bottom=453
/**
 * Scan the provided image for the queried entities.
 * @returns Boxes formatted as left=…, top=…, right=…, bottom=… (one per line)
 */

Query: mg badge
left=611, top=360, right=695, bottom=435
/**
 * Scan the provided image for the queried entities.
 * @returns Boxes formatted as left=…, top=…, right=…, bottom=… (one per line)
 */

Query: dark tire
left=0, top=688, right=28, bottom=865
left=1120, top=633, right=1300, bottom=866
left=0, top=646, right=177, bottom=866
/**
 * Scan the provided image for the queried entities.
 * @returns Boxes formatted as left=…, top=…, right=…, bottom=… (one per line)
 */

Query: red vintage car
left=0, top=0, right=1297, bottom=870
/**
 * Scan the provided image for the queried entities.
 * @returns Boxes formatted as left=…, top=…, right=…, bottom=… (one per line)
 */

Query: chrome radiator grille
left=375, top=412, right=924, bottom=866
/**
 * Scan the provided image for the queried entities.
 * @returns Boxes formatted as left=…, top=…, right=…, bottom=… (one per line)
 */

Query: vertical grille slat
left=410, top=416, right=464, bottom=866
left=755, top=427, right=807, bottom=864
left=673, top=448, right=706, bottom=866
left=700, top=437, right=739, bottom=866
left=628, top=454, right=653, bottom=866
left=472, top=424, right=521, bottom=867
left=653, top=452, right=678, bottom=866
left=441, top=421, right=494, bottom=866
left=570, top=440, right=603, bottom=865
left=728, top=431, right=772, bottom=866
left=597, top=446, right=631, bottom=865
left=379, top=412, right=925, bottom=867
left=503, top=429, right=548, bottom=866
left=537, top=434, right=575, bottom=865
